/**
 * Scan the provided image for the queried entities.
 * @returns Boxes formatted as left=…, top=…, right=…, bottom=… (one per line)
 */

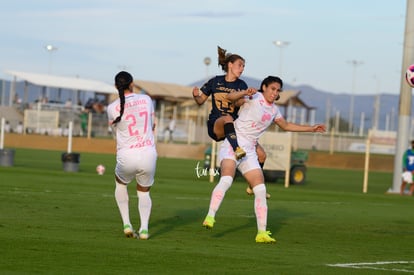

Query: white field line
left=3, top=190, right=396, bottom=207
left=327, top=261, right=414, bottom=273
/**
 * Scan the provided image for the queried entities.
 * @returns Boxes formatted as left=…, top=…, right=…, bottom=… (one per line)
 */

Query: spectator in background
left=163, top=115, right=175, bottom=143
left=57, top=124, right=63, bottom=136
left=15, top=121, right=23, bottom=134
left=41, top=97, right=48, bottom=104
left=65, top=98, right=72, bottom=108
left=401, top=140, right=414, bottom=196
left=13, top=94, right=22, bottom=105
left=80, top=109, right=89, bottom=137
left=85, top=98, right=94, bottom=110
left=4, top=121, right=11, bottom=133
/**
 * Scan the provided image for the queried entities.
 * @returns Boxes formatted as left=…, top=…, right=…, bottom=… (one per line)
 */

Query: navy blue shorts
left=207, top=119, right=225, bottom=142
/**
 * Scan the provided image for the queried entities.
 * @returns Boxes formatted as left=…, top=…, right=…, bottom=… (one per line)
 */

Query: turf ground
left=1, top=148, right=413, bottom=274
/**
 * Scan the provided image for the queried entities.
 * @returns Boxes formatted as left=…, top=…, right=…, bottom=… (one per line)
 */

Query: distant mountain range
left=191, top=76, right=404, bottom=132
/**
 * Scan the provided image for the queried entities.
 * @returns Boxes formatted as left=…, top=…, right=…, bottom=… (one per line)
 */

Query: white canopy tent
left=5, top=70, right=117, bottom=93
left=3, top=70, right=117, bottom=107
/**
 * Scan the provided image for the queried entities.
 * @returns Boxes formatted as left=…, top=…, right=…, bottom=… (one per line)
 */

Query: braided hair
left=217, top=46, right=245, bottom=73
left=112, top=71, right=133, bottom=125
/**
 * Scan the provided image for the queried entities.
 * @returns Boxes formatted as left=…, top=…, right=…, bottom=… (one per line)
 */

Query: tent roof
left=133, top=79, right=192, bottom=101
left=277, top=90, right=314, bottom=109
left=5, top=70, right=117, bottom=94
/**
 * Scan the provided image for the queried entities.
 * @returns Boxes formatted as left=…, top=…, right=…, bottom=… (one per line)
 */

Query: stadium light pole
left=273, top=40, right=290, bottom=76
left=390, top=0, right=414, bottom=194
left=45, top=44, right=58, bottom=74
left=372, top=75, right=381, bottom=130
left=347, top=60, right=363, bottom=134
left=44, top=45, right=58, bottom=101
left=203, top=57, right=211, bottom=130
left=204, top=57, right=211, bottom=81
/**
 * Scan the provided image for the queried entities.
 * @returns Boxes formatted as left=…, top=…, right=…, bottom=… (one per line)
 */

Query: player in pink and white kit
left=202, top=76, right=326, bottom=243
left=107, top=71, right=157, bottom=240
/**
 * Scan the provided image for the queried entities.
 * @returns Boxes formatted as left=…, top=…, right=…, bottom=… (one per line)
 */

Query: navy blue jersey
left=200, top=75, right=248, bottom=122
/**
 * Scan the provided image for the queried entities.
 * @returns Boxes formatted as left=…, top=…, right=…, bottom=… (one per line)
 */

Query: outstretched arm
left=227, top=87, right=256, bottom=101
left=275, top=117, right=326, bottom=133
left=227, top=87, right=257, bottom=107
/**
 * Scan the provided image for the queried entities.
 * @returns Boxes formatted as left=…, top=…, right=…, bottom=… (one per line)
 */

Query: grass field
left=1, top=148, right=414, bottom=274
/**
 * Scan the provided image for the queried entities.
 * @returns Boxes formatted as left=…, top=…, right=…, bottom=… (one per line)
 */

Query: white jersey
left=107, top=93, right=157, bottom=186
left=235, top=92, right=283, bottom=150
left=218, top=92, right=283, bottom=174
left=107, top=93, right=155, bottom=152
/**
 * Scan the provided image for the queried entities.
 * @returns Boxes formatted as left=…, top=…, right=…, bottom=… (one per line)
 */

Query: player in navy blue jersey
left=192, top=46, right=259, bottom=160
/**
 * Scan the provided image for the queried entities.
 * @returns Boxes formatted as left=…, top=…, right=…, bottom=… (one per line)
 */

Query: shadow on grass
left=209, top=206, right=308, bottom=238
left=150, top=207, right=206, bottom=238
left=210, top=219, right=254, bottom=238
left=268, top=207, right=308, bottom=233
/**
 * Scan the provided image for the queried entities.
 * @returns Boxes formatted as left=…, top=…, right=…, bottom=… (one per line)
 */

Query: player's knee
left=222, top=115, right=234, bottom=123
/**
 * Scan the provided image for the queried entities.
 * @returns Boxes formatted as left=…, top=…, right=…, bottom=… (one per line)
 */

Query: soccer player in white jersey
left=107, top=71, right=157, bottom=240
left=202, top=76, right=326, bottom=243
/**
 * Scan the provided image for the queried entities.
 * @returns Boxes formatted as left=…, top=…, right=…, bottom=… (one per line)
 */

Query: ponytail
left=217, top=46, right=244, bottom=73
left=112, top=71, right=133, bottom=125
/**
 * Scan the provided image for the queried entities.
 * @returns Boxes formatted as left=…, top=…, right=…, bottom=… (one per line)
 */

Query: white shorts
left=218, top=140, right=261, bottom=175
left=115, top=146, right=157, bottom=187
left=402, top=171, right=413, bottom=184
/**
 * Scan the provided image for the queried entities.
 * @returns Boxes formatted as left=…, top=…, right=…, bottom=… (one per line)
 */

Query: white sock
left=253, top=184, right=268, bottom=232
left=137, top=191, right=152, bottom=232
left=115, top=182, right=131, bottom=227
left=207, top=176, right=233, bottom=217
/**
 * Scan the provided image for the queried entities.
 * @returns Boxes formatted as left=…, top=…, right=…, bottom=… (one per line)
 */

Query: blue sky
left=0, top=0, right=407, bottom=95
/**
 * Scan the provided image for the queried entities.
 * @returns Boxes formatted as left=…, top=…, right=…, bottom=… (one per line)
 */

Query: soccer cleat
left=246, top=186, right=271, bottom=199
left=138, top=229, right=149, bottom=240
left=234, top=147, right=246, bottom=160
left=123, top=224, right=138, bottom=238
left=202, top=215, right=215, bottom=229
left=255, top=230, right=276, bottom=244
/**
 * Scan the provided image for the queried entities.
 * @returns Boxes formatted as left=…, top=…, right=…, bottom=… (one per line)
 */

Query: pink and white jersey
left=107, top=93, right=155, bottom=152
left=235, top=92, right=283, bottom=149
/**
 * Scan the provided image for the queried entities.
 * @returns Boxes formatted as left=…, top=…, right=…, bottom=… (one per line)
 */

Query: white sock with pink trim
left=115, top=182, right=131, bottom=227
left=207, top=175, right=233, bottom=217
left=253, top=184, right=268, bottom=232
left=137, top=191, right=152, bottom=232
